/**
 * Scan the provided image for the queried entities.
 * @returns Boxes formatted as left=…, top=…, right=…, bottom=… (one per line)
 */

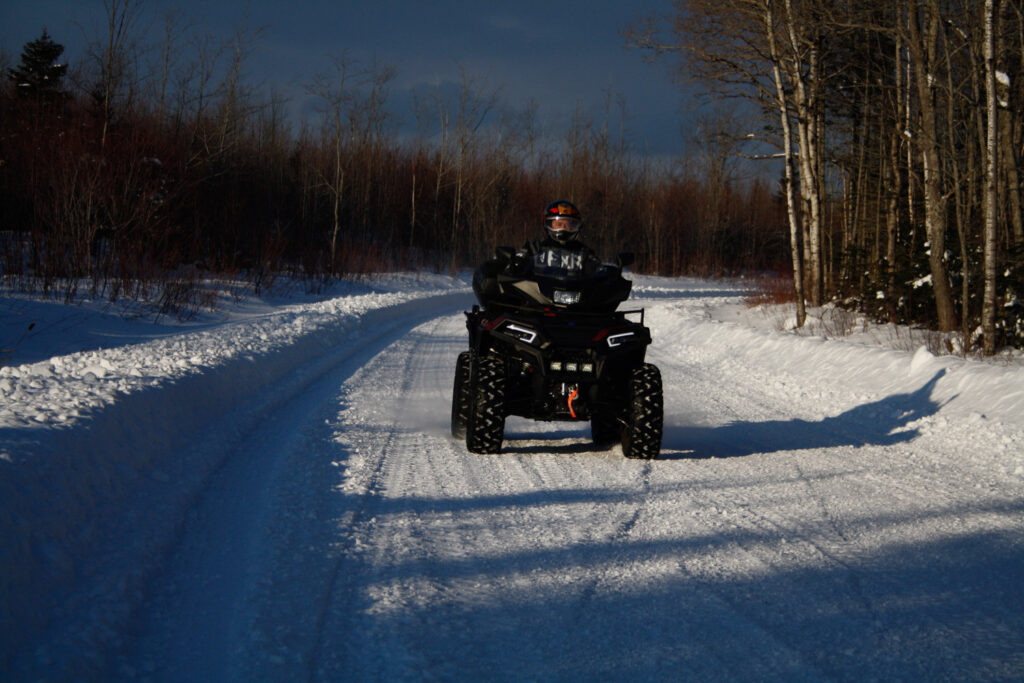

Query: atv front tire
left=451, top=351, right=473, bottom=439
left=621, top=363, right=663, bottom=459
left=466, top=355, right=506, bottom=454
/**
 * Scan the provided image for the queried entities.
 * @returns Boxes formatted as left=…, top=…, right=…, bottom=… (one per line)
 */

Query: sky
left=0, top=0, right=701, bottom=159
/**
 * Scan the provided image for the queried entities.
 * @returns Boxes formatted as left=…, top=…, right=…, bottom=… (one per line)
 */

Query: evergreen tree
left=8, top=29, right=68, bottom=99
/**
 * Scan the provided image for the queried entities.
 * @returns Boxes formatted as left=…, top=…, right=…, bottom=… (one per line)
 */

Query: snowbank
left=633, top=274, right=1024, bottom=423
left=636, top=276, right=1024, bottom=483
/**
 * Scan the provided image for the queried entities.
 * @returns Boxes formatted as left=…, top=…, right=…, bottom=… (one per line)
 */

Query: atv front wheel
left=621, top=363, right=663, bottom=459
left=466, top=355, right=506, bottom=454
left=451, top=351, right=473, bottom=439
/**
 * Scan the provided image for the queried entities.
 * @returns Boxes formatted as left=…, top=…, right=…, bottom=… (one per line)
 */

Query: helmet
left=543, top=200, right=582, bottom=243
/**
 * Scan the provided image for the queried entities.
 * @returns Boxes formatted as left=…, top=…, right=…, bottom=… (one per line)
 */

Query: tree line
left=630, top=0, right=1024, bottom=352
left=0, top=3, right=787, bottom=320
left=8, top=2, right=1020, bottom=353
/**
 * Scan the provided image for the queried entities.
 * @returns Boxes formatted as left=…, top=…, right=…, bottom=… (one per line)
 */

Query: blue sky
left=1, top=1, right=698, bottom=157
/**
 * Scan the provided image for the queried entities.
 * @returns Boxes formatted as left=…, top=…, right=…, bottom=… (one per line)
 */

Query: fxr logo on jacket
left=534, top=248, right=584, bottom=273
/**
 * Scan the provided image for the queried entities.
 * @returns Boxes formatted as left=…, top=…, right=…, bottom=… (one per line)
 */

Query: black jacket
left=473, top=237, right=617, bottom=308
left=514, top=237, right=603, bottom=277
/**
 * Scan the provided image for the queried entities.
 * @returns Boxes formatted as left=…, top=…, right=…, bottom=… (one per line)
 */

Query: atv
left=451, top=246, right=663, bottom=458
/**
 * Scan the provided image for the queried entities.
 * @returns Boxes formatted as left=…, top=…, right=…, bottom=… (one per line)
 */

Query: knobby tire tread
left=451, top=351, right=473, bottom=439
left=466, top=355, right=506, bottom=454
left=622, top=363, right=663, bottom=459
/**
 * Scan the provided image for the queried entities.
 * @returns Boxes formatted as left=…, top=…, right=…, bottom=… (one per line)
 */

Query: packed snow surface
left=1, top=273, right=1022, bottom=681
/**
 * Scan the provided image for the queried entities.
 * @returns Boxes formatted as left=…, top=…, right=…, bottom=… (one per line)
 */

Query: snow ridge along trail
left=3, top=274, right=1023, bottom=680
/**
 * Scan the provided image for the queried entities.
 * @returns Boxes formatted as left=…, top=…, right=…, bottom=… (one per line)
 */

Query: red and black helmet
left=543, top=200, right=582, bottom=243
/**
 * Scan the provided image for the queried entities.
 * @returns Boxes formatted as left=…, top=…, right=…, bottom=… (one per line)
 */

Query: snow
left=2, top=273, right=1022, bottom=680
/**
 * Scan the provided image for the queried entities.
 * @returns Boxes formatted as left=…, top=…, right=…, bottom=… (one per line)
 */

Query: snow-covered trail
left=115, top=301, right=461, bottom=681
left=116, top=289, right=1022, bottom=680
left=3, top=276, right=1022, bottom=680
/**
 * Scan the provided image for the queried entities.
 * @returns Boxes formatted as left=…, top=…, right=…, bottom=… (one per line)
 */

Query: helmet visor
left=548, top=217, right=581, bottom=232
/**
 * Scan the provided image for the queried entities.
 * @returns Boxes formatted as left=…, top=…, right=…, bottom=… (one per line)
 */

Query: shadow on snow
left=660, top=370, right=948, bottom=460
left=481, top=371, right=947, bottom=461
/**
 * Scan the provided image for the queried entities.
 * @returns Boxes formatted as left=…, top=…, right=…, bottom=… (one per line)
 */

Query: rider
left=512, top=200, right=602, bottom=278
left=473, top=200, right=622, bottom=308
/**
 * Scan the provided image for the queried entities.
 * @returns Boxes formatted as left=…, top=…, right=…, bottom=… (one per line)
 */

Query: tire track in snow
left=294, top=309, right=704, bottom=679
left=305, top=317, right=456, bottom=680
left=564, top=459, right=654, bottom=631
left=115, top=295, right=470, bottom=682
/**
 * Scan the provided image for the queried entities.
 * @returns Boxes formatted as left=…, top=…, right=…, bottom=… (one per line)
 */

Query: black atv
left=451, top=247, right=663, bottom=458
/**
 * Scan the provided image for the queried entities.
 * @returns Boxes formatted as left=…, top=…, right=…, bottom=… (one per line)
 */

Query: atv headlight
left=607, top=332, right=635, bottom=348
left=553, top=289, right=581, bottom=305
left=503, top=322, right=538, bottom=345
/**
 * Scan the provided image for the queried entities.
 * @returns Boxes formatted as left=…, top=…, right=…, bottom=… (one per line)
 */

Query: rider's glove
left=508, top=254, right=529, bottom=274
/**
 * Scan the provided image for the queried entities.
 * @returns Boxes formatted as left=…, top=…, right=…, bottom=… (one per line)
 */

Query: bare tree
left=904, top=0, right=959, bottom=332
left=983, top=0, right=1000, bottom=353
left=627, top=0, right=812, bottom=321
left=215, top=19, right=263, bottom=159
left=780, top=0, right=825, bottom=306
left=307, top=55, right=356, bottom=271
left=148, top=9, right=184, bottom=123
left=763, top=0, right=807, bottom=325
left=89, top=0, right=144, bottom=149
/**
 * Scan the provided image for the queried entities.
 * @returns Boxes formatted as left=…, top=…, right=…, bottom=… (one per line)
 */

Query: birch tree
left=627, top=0, right=814, bottom=322
left=307, top=55, right=355, bottom=271
left=780, top=0, right=825, bottom=306
left=983, top=0, right=999, bottom=353
left=764, top=0, right=807, bottom=325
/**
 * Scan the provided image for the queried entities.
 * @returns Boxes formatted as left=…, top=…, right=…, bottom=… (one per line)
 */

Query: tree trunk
left=907, top=0, right=958, bottom=332
left=1000, top=103, right=1024, bottom=247
left=983, top=0, right=999, bottom=354
left=765, top=0, right=806, bottom=326
left=783, top=0, right=824, bottom=307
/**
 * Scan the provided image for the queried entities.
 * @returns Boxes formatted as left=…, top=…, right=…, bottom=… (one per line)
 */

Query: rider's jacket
left=472, top=236, right=623, bottom=311
left=514, top=237, right=603, bottom=278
